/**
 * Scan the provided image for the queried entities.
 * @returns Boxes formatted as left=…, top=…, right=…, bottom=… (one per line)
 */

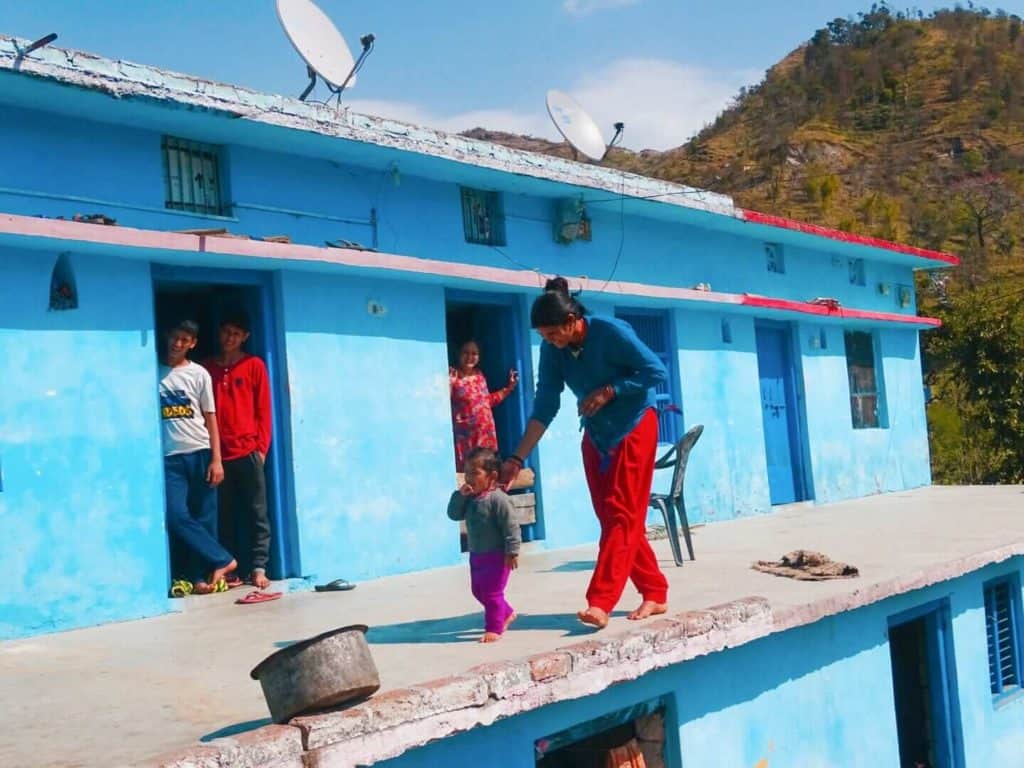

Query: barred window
left=985, top=576, right=1023, bottom=699
left=844, top=330, right=886, bottom=429
left=162, top=136, right=227, bottom=216
left=460, top=187, right=505, bottom=246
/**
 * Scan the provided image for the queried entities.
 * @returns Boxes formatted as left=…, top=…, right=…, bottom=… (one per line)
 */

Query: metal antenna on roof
left=14, top=33, right=57, bottom=61
left=276, top=0, right=374, bottom=106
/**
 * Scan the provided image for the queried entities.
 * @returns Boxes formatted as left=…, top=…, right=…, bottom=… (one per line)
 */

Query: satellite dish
left=546, top=90, right=606, bottom=161
left=276, top=0, right=374, bottom=102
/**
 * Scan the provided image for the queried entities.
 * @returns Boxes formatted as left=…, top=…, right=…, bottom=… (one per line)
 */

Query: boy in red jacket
left=203, top=310, right=273, bottom=589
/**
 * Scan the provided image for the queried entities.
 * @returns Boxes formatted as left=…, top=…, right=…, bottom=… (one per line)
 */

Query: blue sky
left=5, top=1, right=1024, bottom=150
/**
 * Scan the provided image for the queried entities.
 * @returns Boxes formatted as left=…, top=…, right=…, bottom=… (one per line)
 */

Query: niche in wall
left=49, top=253, right=78, bottom=311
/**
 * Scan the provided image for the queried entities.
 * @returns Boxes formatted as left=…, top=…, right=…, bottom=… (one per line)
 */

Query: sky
left=4, top=1, right=1024, bottom=151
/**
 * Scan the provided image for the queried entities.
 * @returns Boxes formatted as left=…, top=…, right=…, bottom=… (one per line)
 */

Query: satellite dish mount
left=299, top=33, right=375, bottom=102
left=276, top=0, right=374, bottom=106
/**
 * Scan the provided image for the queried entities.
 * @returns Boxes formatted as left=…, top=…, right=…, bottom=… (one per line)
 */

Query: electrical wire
left=594, top=176, right=627, bottom=294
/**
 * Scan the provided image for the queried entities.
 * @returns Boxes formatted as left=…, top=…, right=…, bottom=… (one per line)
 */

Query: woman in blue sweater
left=500, top=277, right=669, bottom=629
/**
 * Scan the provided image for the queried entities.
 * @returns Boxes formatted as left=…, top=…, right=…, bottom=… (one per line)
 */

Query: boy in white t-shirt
left=159, top=319, right=237, bottom=594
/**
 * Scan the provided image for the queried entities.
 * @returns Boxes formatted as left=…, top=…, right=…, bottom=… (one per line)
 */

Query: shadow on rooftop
left=200, top=717, right=273, bottom=742
left=537, top=560, right=597, bottom=573
left=363, top=611, right=624, bottom=644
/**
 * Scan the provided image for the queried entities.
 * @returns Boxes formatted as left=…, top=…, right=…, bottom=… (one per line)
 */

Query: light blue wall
left=799, top=324, right=931, bottom=501
left=375, top=558, right=1024, bottom=768
left=0, top=248, right=169, bottom=640
left=279, top=273, right=463, bottom=580
left=0, top=98, right=937, bottom=636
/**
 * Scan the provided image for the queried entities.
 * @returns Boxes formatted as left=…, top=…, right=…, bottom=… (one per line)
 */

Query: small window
left=985, top=576, right=1022, bottom=698
left=765, top=243, right=785, bottom=274
left=615, top=309, right=681, bottom=443
left=849, top=258, right=866, bottom=286
left=460, top=187, right=505, bottom=246
left=844, top=330, right=885, bottom=429
left=162, top=136, right=227, bottom=215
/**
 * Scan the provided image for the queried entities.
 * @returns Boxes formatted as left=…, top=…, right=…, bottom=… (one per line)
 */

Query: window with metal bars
left=162, top=136, right=228, bottom=215
left=614, top=309, right=681, bottom=443
left=460, top=187, right=505, bottom=246
left=984, top=576, right=1023, bottom=698
left=843, top=330, right=886, bottom=429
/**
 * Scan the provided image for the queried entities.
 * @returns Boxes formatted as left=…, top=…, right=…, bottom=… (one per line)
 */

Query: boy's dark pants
left=219, top=451, right=271, bottom=576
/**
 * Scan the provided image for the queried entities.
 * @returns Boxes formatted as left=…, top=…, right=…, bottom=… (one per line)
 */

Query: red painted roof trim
left=742, top=295, right=942, bottom=327
left=741, top=209, right=960, bottom=266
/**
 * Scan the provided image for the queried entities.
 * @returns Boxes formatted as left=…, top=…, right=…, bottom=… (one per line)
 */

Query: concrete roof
left=1, top=485, right=1021, bottom=767
left=0, top=34, right=957, bottom=270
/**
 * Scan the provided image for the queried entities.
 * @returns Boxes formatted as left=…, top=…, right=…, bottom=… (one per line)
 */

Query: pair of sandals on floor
left=170, top=572, right=282, bottom=604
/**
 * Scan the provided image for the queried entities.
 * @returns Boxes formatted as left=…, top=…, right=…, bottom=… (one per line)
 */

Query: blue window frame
left=162, top=136, right=228, bottom=216
left=849, top=257, right=866, bottom=286
left=460, top=187, right=506, bottom=246
left=614, top=308, right=682, bottom=443
left=984, top=575, right=1023, bottom=699
left=844, top=330, right=887, bottom=429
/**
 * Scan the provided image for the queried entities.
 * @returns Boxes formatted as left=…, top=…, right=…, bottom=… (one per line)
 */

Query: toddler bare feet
left=627, top=600, right=667, bottom=620
left=577, top=606, right=609, bottom=629
left=480, top=631, right=502, bottom=643
left=251, top=569, right=270, bottom=590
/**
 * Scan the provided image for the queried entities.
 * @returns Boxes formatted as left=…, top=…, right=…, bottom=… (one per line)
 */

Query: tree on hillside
left=925, top=283, right=1024, bottom=483
left=951, top=173, right=1018, bottom=262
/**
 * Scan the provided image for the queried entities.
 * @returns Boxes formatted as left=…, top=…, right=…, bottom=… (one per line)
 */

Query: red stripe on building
left=741, top=295, right=942, bottom=327
left=740, top=209, right=960, bottom=266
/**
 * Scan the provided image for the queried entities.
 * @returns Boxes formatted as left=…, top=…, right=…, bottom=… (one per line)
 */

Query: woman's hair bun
left=543, top=276, right=571, bottom=296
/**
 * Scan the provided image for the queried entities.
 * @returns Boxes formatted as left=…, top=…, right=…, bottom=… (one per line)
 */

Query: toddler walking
left=447, top=447, right=521, bottom=642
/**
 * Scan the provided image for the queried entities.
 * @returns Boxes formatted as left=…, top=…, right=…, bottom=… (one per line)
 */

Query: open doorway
left=152, top=265, right=300, bottom=581
left=888, top=602, right=965, bottom=768
left=445, top=290, right=543, bottom=543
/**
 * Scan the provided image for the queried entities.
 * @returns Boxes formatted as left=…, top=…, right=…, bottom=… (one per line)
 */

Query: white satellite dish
left=545, top=89, right=607, bottom=161
left=277, top=0, right=374, bottom=102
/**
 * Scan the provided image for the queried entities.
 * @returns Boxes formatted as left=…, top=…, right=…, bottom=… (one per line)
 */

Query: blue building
left=0, top=34, right=956, bottom=643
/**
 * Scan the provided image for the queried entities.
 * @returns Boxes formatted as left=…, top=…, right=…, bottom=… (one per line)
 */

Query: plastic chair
left=649, top=423, right=703, bottom=566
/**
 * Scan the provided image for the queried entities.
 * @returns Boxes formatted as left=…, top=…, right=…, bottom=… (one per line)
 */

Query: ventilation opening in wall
left=721, top=318, right=733, bottom=344
left=49, top=253, right=78, bottom=311
left=535, top=700, right=669, bottom=767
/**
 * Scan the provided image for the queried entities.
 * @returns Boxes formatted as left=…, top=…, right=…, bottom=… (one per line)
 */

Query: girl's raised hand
left=507, top=368, right=519, bottom=389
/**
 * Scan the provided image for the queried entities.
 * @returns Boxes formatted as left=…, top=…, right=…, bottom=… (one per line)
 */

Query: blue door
left=755, top=324, right=806, bottom=505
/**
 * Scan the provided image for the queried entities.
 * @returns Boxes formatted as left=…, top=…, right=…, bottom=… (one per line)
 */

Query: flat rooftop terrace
left=1, top=485, right=1021, bottom=767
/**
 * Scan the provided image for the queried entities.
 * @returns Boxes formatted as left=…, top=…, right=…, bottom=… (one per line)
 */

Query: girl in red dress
left=449, top=340, right=519, bottom=468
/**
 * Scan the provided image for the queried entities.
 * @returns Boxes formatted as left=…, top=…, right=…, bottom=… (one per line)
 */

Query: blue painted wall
left=376, top=558, right=1024, bottom=768
left=0, top=248, right=169, bottom=639
left=0, top=92, right=936, bottom=636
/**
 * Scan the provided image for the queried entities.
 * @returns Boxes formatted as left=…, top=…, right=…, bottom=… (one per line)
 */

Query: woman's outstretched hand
left=578, top=384, right=615, bottom=418
left=499, top=459, right=521, bottom=489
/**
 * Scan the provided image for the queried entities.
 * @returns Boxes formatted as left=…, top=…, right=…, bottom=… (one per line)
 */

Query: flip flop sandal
left=314, top=579, right=356, bottom=592
left=213, top=578, right=229, bottom=593
left=235, top=590, right=282, bottom=605
left=225, top=575, right=244, bottom=589
left=170, top=579, right=194, bottom=598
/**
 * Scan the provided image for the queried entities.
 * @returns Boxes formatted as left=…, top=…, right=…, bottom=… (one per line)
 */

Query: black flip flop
left=314, top=578, right=356, bottom=592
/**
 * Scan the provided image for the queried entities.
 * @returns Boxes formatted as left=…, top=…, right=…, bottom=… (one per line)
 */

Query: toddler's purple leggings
left=470, top=551, right=514, bottom=634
